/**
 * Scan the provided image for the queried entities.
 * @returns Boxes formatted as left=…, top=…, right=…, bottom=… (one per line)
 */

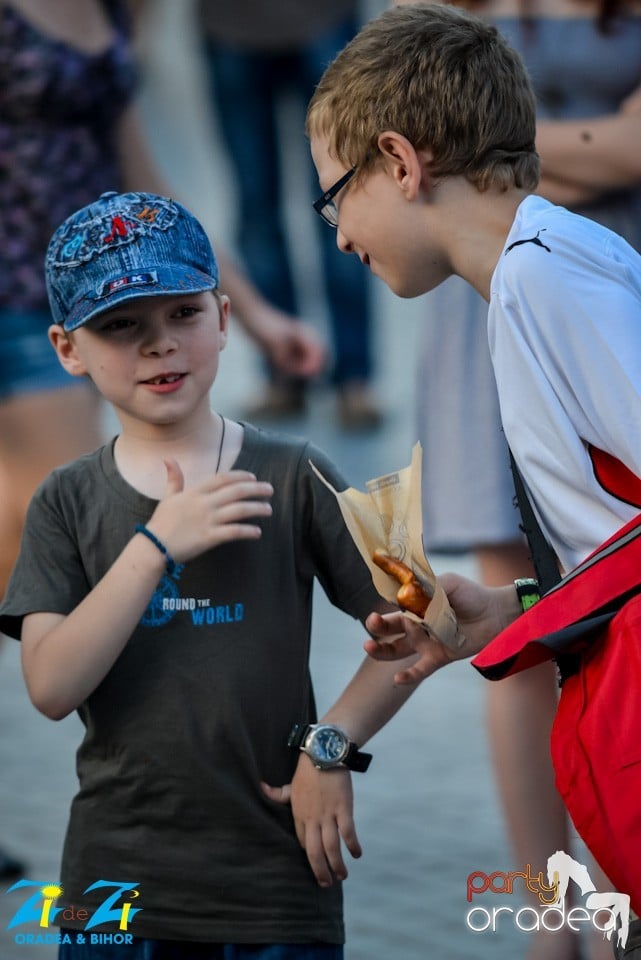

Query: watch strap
left=345, top=741, right=372, bottom=772
left=514, top=577, right=541, bottom=613
left=287, top=722, right=372, bottom=772
left=287, top=722, right=309, bottom=751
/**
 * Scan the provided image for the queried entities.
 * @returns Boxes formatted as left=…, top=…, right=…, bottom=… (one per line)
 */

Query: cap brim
left=63, top=265, right=218, bottom=332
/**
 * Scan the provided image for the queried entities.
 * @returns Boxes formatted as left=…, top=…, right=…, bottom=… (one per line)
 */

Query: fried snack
left=372, top=549, right=430, bottom=617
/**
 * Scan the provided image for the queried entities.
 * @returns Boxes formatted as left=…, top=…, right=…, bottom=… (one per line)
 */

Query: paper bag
left=311, top=444, right=463, bottom=650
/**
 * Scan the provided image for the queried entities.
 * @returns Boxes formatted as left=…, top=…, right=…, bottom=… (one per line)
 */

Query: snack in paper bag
left=310, top=444, right=463, bottom=651
left=372, top=549, right=430, bottom=617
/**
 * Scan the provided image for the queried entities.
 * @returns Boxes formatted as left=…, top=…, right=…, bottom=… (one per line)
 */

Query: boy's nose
left=336, top=227, right=353, bottom=255
left=142, top=327, right=178, bottom=355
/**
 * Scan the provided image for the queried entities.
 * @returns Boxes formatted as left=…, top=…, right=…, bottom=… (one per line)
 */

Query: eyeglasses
left=313, top=166, right=357, bottom=227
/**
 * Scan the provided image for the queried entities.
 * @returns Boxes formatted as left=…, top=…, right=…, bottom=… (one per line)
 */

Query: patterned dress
left=0, top=0, right=136, bottom=315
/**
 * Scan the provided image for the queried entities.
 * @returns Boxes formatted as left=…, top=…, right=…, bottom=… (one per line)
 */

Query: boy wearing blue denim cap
left=0, top=191, right=417, bottom=959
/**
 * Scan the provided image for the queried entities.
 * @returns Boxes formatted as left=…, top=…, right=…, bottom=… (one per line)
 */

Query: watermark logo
left=466, top=850, right=630, bottom=949
left=4, top=879, right=141, bottom=948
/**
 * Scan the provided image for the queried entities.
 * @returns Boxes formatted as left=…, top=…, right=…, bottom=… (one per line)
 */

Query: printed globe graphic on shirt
left=141, top=574, right=181, bottom=627
left=138, top=561, right=245, bottom=629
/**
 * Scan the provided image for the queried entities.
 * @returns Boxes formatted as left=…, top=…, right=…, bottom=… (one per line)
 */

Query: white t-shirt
left=489, top=195, right=641, bottom=573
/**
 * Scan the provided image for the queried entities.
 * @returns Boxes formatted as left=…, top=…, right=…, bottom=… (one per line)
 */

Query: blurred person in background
left=0, top=0, right=325, bottom=877
left=394, top=2, right=641, bottom=958
left=198, top=0, right=384, bottom=430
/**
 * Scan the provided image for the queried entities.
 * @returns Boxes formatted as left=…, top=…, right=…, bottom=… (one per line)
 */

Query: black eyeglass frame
left=313, top=166, right=357, bottom=226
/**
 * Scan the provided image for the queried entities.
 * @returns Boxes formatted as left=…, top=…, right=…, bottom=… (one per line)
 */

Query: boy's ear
left=377, top=131, right=433, bottom=198
left=48, top=325, right=88, bottom=377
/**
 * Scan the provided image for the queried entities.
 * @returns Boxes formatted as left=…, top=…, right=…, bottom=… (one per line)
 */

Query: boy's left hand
left=241, top=303, right=327, bottom=378
left=261, top=755, right=361, bottom=886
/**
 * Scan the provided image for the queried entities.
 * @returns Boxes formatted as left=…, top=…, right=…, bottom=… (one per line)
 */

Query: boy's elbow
left=39, top=702, right=74, bottom=722
left=22, top=629, right=78, bottom=720
left=31, top=696, right=74, bottom=722
left=25, top=681, right=76, bottom=721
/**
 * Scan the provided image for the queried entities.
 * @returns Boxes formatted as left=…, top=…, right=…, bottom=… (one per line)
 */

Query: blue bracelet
left=135, top=524, right=177, bottom=575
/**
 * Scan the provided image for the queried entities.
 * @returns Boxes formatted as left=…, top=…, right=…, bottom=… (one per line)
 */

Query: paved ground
left=0, top=3, right=598, bottom=958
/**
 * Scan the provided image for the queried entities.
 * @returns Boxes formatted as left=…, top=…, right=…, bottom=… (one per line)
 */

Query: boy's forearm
left=319, top=653, right=419, bottom=747
left=22, top=534, right=166, bottom=720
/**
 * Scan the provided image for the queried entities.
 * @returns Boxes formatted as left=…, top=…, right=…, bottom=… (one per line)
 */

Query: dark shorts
left=58, top=933, right=344, bottom=960
left=0, top=308, right=78, bottom=400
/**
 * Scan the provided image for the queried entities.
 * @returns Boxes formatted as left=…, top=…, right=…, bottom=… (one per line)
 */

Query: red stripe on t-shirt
left=589, top=445, right=641, bottom=509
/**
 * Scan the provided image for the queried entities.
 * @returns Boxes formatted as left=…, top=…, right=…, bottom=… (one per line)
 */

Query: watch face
left=307, top=725, right=348, bottom=768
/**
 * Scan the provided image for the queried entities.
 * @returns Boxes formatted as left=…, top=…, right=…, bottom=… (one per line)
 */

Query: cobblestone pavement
left=0, top=3, right=601, bottom=959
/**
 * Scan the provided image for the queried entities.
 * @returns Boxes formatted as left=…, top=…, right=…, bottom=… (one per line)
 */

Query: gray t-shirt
left=0, top=422, right=380, bottom=943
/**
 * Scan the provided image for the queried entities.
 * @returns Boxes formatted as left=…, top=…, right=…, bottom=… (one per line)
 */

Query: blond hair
left=307, top=2, right=539, bottom=192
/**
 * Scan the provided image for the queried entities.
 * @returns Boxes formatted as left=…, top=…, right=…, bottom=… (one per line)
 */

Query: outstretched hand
left=146, top=459, right=273, bottom=563
left=245, top=303, right=327, bottom=378
left=261, top=756, right=361, bottom=887
left=266, top=318, right=327, bottom=378
left=364, top=573, right=521, bottom=684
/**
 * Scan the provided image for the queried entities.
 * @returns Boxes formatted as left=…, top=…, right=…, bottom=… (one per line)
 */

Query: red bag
left=472, top=512, right=641, bottom=912
left=551, top=594, right=641, bottom=913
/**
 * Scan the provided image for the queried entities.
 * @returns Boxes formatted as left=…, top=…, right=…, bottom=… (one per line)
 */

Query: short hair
left=307, top=2, right=539, bottom=192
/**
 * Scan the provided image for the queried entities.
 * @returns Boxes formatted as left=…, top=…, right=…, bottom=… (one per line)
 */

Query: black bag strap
left=509, top=450, right=562, bottom=593
left=509, top=451, right=582, bottom=680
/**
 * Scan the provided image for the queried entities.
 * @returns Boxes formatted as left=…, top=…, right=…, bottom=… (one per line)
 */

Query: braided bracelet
left=135, top=524, right=177, bottom=575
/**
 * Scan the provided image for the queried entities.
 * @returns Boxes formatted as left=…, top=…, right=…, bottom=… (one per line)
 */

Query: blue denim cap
left=45, top=191, right=219, bottom=331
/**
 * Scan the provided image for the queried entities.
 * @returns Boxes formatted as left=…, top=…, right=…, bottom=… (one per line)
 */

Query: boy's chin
left=388, top=277, right=435, bottom=300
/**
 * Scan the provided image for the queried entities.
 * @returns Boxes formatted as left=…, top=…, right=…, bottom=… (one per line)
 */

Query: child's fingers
left=363, top=635, right=416, bottom=662
left=320, top=821, right=348, bottom=882
left=392, top=659, right=436, bottom=685
left=208, top=498, right=273, bottom=528
left=337, top=813, right=362, bottom=862
left=364, top=610, right=408, bottom=639
left=302, top=824, right=335, bottom=888
left=260, top=781, right=291, bottom=804
left=198, top=470, right=268, bottom=493
left=202, top=476, right=274, bottom=511
left=163, top=457, right=184, bottom=497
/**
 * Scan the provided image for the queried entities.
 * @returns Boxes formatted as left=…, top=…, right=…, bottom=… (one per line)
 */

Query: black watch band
left=287, top=722, right=372, bottom=772
left=287, top=722, right=309, bottom=750
left=343, top=741, right=372, bottom=772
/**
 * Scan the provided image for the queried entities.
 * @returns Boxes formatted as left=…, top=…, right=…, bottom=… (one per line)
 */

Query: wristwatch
left=514, top=577, right=541, bottom=613
left=288, top=722, right=372, bottom=772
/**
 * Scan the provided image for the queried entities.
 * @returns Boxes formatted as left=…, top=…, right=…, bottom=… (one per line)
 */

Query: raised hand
left=146, top=458, right=273, bottom=562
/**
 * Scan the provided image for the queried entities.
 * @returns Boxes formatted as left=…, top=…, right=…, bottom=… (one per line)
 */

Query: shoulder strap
left=509, top=450, right=562, bottom=594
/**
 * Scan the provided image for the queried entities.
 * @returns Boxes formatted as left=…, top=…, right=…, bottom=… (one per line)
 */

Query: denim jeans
left=0, top=308, right=82, bottom=399
left=59, top=933, right=343, bottom=960
left=205, top=19, right=372, bottom=386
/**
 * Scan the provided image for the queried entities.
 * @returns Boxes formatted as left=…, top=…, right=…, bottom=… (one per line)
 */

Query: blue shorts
left=0, top=308, right=80, bottom=400
left=58, top=934, right=343, bottom=960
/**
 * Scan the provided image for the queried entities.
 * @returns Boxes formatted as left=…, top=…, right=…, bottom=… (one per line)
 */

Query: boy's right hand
left=146, top=458, right=273, bottom=562
left=364, top=574, right=523, bottom=684
left=261, top=756, right=361, bottom=887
